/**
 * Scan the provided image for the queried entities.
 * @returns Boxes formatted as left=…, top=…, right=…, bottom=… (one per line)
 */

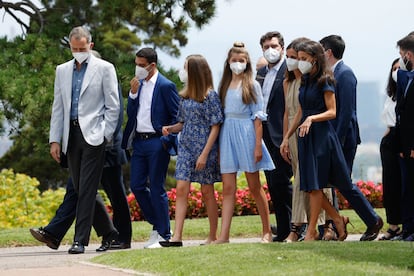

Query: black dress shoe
left=96, top=230, right=118, bottom=252
left=360, top=217, right=384, bottom=241
left=159, top=241, right=183, bottom=247
left=96, top=240, right=111, bottom=252
left=29, top=227, right=60, bottom=250
left=110, top=241, right=131, bottom=250
left=68, top=242, right=85, bottom=254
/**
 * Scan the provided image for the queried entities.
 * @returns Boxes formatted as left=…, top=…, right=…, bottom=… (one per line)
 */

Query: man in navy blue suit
left=122, top=47, right=179, bottom=248
left=395, top=34, right=414, bottom=242
left=320, top=35, right=361, bottom=173
left=320, top=35, right=383, bottom=241
left=256, top=31, right=293, bottom=242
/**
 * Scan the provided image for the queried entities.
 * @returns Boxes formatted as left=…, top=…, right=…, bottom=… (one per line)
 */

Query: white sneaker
left=144, top=230, right=159, bottom=248
left=145, top=234, right=166, bottom=249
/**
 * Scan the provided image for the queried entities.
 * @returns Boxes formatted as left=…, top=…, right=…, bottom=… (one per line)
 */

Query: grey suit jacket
left=49, top=54, right=120, bottom=153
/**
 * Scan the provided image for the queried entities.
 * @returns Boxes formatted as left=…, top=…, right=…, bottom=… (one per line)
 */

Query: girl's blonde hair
left=180, top=54, right=214, bottom=102
left=218, top=42, right=256, bottom=106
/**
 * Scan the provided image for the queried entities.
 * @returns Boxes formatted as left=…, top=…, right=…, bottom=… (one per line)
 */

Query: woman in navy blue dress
left=280, top=40, right=349, bottom=241
left=162, top=55, right=223, bottom=246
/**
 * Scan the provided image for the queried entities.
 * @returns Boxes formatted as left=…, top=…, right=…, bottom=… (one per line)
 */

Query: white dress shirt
left=381, top=96, right=396, bottom=127
left=129, top=71, right=158, bottom=133
left=262, top=57, right=285, bottom=111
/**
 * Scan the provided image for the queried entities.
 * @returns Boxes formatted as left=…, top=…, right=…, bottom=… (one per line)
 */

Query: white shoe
left=145, top=234, right=166, bottom=249
left=144, top=230, right=159, bottom=248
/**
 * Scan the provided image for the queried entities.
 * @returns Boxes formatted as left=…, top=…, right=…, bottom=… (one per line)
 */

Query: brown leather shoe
left=29, top=227, right=60, bottom=250
left=360, top=217, right=384, bottom=241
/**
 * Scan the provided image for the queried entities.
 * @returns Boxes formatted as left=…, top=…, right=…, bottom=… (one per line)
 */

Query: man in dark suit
left=256, top=31, right=293, bottom=242
left=320, top=35, right=361, bottom=173
left=49, top=26, right=120, bottom=253
left=320, top=35, right=383, bottom=241
left=30, top=62, right=132, bottom=251
left=122, top=47, right=179, bottom=248
left=395, top=34, right=414, bottom=242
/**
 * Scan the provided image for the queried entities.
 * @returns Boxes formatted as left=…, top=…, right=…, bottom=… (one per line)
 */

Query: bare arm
left=196, top=124, right=220, bottom=170
left=298, top=90, right=336, bottom=137
left=280, top=80, right=291, bottom=162
left=253, top=118, right=263, bottom=163
left=280, top=105, right=302, bottom=163
left=162, top=122, right=184, bottom=136
left=282, top=80, right=289, bottom=139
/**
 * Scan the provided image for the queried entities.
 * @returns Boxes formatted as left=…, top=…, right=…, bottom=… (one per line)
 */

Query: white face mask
left=286, top=58, right=299, bottom=71
left=399, top=56, right=411, bottom=71
left=72, top=52, right=90, bottom=64
left=229, top=62, right=247, bottom=75
left=399, top=57, right=407, bottom=71
left=178, top=69, right=188, bottom=83
left=392, top=69, right=398, bottom=82
left=298, top=60, right=313, bottom=74
left=135, top=65, right=150, bottom=80
left=264, top=48, right=281, bottom=64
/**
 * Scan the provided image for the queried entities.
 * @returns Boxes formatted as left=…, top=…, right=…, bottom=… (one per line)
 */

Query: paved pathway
left=0, top=235, right=362, bottom=275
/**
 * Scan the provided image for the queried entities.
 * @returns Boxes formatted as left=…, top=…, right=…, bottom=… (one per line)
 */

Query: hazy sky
left=1, top=0, right=413, bottom=90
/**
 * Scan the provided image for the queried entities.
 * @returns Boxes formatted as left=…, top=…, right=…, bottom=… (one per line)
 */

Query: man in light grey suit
left=49, top=26, right=120, bottom=254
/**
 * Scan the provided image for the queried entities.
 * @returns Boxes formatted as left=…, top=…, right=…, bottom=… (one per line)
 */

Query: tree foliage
left=0, top=0, right=215, bottom=190
left=0, top=35, right=70, bottom=188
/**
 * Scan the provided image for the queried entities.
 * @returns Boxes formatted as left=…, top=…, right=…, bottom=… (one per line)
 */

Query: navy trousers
left=262, top=124, right=293, bottom=241
left=130, top=136, right=171, bottom=240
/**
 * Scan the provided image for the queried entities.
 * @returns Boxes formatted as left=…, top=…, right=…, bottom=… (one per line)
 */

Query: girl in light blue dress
left=214, top=42, right=275, bottom=244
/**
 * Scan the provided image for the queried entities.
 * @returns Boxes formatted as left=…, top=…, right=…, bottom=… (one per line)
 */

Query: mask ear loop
left=145, top=63, right=155, bottom=74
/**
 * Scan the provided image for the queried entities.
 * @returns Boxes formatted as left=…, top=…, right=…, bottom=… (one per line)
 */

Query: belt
left=70, top=119, right=80, bottom=127
left=135, top=132, right=160, bottom=140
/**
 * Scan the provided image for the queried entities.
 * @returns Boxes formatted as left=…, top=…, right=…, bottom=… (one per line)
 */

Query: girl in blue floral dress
left=215, top=43, right=275, bottom=244
left=162, top=55, right=223, bottom=246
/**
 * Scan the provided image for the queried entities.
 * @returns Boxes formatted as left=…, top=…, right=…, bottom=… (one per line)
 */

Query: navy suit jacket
left=121, top=73, right=179, bottom=150
left=331, top=61, right=361, bottom=149
left=395, top=69, right=414, bottom=154
left=256, top=61, right=287, bottom=147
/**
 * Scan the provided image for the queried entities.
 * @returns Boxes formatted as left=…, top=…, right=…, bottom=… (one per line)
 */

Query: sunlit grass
left=0, top=208, right=386, bottom=247
left=92, top=241, right=414, bottom=275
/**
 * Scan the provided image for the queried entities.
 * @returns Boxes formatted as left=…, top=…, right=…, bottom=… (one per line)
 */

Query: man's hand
left=50, top=142, right=61, bottom=163
left=130, top=77, right=140, bottom=94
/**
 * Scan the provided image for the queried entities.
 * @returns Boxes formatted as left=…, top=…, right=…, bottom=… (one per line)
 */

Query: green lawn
left=0, top=208, right=385, bottom=247
left=92, top=242, right=414, bottom=275
left=2, top=208, right=413, bottom=275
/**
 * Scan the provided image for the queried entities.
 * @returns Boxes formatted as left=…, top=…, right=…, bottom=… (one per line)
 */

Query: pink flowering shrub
left=127, top=193, right=145, bottom=221
left=337, top=181, right=383, bottom=210
left=123, top=181, right=382, bottom=221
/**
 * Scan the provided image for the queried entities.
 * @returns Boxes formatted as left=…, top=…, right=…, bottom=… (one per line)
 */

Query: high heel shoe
left=337, top=216, right=351, bottom=241
left=284, top=224, right=305, bottom=243
left=322, top=223, right=338, bottom=241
